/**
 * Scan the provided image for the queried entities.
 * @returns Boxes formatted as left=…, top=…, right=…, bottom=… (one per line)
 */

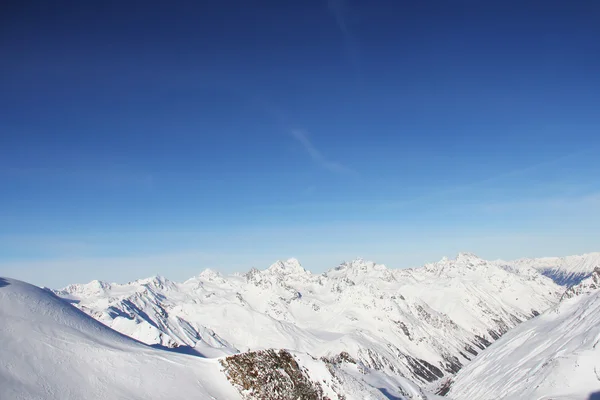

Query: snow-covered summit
left=422, top=252, right=494, bottom=276
left=59, top=279, right=112, bottom=296
left=455, top=251, right=483, bottom=262
left=54, top=253, right=564, bottom=388
left=135, top=275, right=176, bottom=290
left=266, top=258, right=308, bottom=275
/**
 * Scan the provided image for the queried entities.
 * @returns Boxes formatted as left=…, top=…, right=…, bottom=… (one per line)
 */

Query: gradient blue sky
left=1, top=1, right=599, bottom=288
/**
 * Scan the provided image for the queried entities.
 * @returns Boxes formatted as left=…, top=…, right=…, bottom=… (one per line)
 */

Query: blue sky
left=1, top=1, right=599, bottom=288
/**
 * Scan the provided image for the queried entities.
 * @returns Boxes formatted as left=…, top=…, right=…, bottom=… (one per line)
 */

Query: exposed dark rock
left=473, top=335, right=492, bottom=349
left=441, top=354, right=462, bottom=374
left=561, top=267, right=600, bottom=300
left=436, top=378, right=453, bottom=396
left=404, top=354, right=444, bottom=382
left=464, top=345, right=478, bottom=356
left=488, top=329, right=500, bottom=341
left=220, top=349, right=326, bottom=400
left=321, top=351, right=357, bottom=366
left=508, top=314, right=523, bottom=325
left=393, top=320, right=412, bottom=340
left=492, top=318, right=511, bottom=335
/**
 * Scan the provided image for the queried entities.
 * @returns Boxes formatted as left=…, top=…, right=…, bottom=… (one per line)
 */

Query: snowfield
left=2, top=252, right=597, bottom=399
left=0, top=276, right=444, bottom=399
left=55, top=253, right=562, bottom=388
left=0, top=277, right=242, bottom=400
left=448, top=268, right=600, bottom=400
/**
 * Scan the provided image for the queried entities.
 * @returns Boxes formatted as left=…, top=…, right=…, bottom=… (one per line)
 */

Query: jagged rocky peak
left=266, top=258, right=307, bottom=275
left=60, top=279, right=112, bottom=295
left=455, top=252, right=484, bottom=263
left=198, top=268, right=223, bottom=281
left=561, top=266, right=600, bottom=300
left=135, top=275, right=175, bottom=290
left=424, top=252, right=485, bottom=273
left=334, top=257, right=384, bottom=272
left=445, top=252, right=486, bottom=269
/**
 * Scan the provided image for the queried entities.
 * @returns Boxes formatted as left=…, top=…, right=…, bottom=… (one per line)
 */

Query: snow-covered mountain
left=55, top=253, right=562, bottom=390
left=0, top=277, right=241, bottom=400
left=511, top=252, right=600, bottom=286
left=0, top=276, right=443, bottom=399
left=447, top=268, right=600, bottom=400
left=561, top=266, right=600, bottom=300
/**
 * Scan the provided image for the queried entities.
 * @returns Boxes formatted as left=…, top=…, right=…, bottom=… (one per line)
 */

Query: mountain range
left=2, top=251, right=599, bottom=399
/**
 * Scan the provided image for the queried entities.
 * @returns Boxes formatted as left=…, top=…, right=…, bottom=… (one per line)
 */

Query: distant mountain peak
left=198, top=268, right=222, bottom=280
left=455, top=252, right=482, bottom=262
left=266, top=258, right=307, bottom=275
left=134, top=275, right=175, bottom=290
left=50, top=252, right=567, bottom=390
left=59, top=279, right=112, bottom=296
left=335, top=258, right=381, bottom=271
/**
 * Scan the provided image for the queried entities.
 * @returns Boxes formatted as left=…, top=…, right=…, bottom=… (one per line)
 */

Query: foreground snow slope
left=56, top=253, right=561, bottom=387
left=448, top=270, right=600, bottom=400
left=0, top=276, right=448, bottom=399
left=0, top=277, right=242, bottom=400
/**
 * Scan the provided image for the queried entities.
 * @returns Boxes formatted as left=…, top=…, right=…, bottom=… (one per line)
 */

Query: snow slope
left=511, top=252, right=600, bottom=286
left=0, top=276, right=444, bottom=400
left=0, top=277, right=242, bottom=400
left=55, top=253, right=561, bottom=388
left=448, top=272, right=600, bottom=400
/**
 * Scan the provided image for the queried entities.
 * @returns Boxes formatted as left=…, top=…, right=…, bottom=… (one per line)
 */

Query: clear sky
left=1, top=1, right=599, bottom=288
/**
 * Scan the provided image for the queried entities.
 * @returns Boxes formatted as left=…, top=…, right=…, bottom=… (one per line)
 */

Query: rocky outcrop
left=220, top=349, right=325, bottom=400
left=561, top=267, right=600, bottom=300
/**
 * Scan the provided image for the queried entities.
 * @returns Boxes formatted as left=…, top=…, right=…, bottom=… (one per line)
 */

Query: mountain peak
left=59, top=279, right=111, bottom=296
left=266, top=258, right=306, bottom=275
left=455, top=252, right=482, bottom=262
left=199, top=268, right=221, bottom=279
left=561, top=266, right=600, bottom=300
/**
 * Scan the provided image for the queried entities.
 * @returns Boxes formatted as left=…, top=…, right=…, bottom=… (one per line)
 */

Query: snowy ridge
left=56, top=253, right=562, bottom=388
left=0, top=277, right=242, bottom=400
left=447, top=276, right=600, bottom=400
left=0, top=276, right=443, bottom=399
left=511, top=252, right=600, bottom=286
left=561, top=267, right=600, bottom=300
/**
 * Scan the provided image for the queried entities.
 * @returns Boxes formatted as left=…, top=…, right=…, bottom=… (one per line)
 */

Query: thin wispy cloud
left=232, top=91, right=355, bottom=175
left=326, top=0, right=361, bottom=79
left=290, top=129, right=353, bottom=174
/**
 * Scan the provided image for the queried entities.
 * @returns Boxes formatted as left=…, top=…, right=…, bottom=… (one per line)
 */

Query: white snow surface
left=448, top=284, right=600, bottom=400
left=0, top=277, right=242, bottom=400
left=55, top=253, right=562, bottom=387
left=0, top=276, right=443, bottom=400
left=510, top=252, right=600, bottom=284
